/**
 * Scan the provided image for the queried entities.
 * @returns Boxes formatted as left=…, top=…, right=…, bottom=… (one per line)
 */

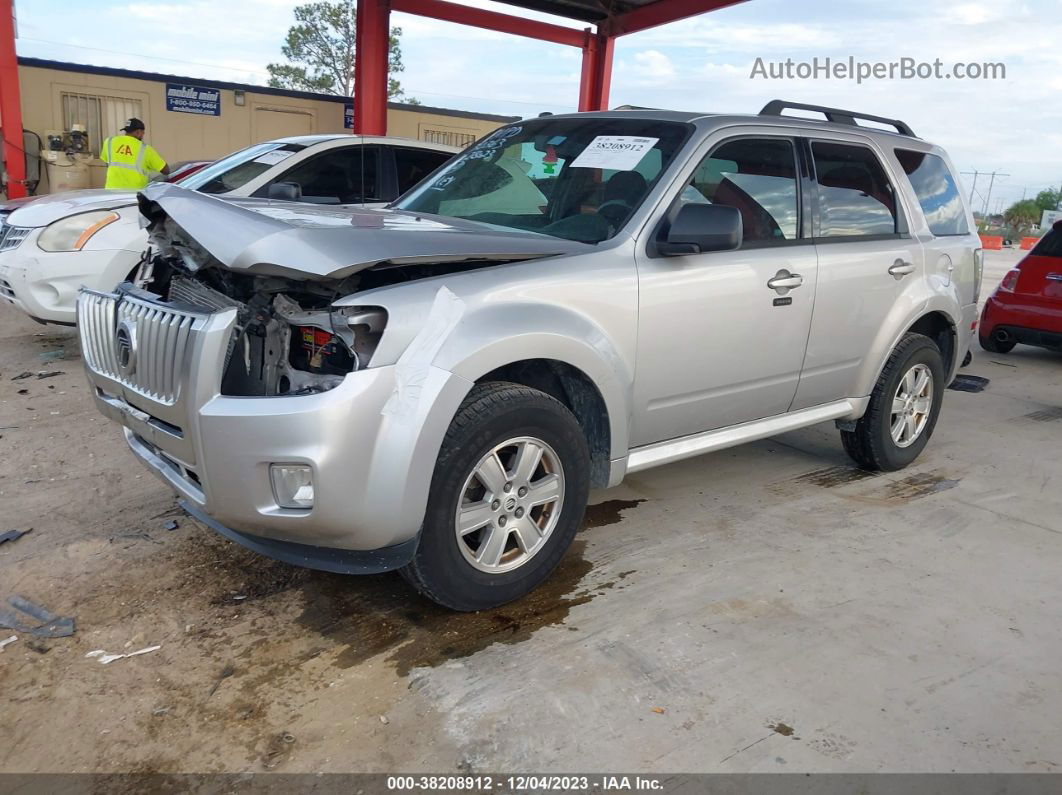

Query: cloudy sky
left=16, top=0, right=1062, bottom=211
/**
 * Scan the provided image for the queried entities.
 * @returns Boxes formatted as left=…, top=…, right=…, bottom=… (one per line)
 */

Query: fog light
left=270, top=464, right=314, bottom=509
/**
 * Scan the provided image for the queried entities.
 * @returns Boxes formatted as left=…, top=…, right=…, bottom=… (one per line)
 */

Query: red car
left=980, top=220, right=1062, bottom=353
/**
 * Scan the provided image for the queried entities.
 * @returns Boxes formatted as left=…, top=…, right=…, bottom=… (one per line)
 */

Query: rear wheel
left=401, top=382, right=590, bottom=611
left=841, top=333, right=945, bottom=471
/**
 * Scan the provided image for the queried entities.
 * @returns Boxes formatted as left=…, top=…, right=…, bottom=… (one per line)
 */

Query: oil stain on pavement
left=293, top=497, right=645, bottom=676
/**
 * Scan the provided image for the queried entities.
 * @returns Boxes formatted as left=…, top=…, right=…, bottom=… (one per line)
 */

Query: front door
left=631, top=135, right=818, bottom=448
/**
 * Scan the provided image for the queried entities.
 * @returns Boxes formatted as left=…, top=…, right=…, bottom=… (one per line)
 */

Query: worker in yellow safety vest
left=99, top=118, right=170, bottom=190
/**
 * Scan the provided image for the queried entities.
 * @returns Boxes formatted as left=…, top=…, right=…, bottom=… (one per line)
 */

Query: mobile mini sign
left=165, top=84, right=221, bottom=116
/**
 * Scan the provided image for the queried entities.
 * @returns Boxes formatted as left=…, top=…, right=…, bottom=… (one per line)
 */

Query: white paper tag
left=569, top=136, right=659, bottom=171
left=253, top=150, right=295, bottom=165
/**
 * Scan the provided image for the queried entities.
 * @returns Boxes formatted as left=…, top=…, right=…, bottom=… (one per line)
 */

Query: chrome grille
left=78, top=290, right=202, bottom=405
left=0, top=224, right=31, bottom=252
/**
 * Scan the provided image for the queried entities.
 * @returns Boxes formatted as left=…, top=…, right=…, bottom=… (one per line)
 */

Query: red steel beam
left=0, top=0, right=25, bottom=198
left=577, top=32, right=614, bottom=111
left=353, top=0, right=391, bottom=135
left=391, top=0, right=586, bottom=47
left=611, top=0, right=750, bottom=36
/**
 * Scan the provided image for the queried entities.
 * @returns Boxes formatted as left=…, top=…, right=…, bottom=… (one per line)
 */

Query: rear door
left=791, top=137, right=926, bottom=410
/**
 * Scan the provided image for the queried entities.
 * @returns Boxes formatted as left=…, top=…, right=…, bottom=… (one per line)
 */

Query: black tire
left=979, top=332, right=1016, bottom=354
left=400, top=382, right=591, bottom=611
left=841, top=333, right=946, bottom=472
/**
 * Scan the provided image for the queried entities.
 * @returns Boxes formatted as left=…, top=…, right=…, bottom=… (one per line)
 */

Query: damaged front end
left=125, top=182, right=576, bottom=398
left=135, top=250, right=385, bottom=396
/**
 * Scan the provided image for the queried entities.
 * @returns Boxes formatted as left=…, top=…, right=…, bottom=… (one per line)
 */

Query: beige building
left=14, top=57, right=518, bottom=194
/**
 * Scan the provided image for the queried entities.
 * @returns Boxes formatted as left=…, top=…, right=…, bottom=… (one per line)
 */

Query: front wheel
left=841, top=333, right=945, bottom=471
left=401, top=382, right=591, bottom=611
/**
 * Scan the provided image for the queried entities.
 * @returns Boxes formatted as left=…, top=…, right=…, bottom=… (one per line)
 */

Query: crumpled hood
left=8, top=189, right=138, bottom=228
left=138, top=182, right=588, bottom=280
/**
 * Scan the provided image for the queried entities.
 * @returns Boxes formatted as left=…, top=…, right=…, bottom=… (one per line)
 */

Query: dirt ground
left=2, top=249, right=1061, bottom=774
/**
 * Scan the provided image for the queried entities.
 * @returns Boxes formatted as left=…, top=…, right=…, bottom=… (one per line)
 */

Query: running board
left=625, top=398, right=868, bottom=474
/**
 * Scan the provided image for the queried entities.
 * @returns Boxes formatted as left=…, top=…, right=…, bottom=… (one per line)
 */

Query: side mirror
left=657, top=203, right=742, bottom=256
left=268, top=181, right=302, bottom=201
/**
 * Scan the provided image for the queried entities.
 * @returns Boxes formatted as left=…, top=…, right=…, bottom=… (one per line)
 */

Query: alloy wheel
left=454, top=436, right=565, bottom=574
left=890, top=363, right=934, bottom=448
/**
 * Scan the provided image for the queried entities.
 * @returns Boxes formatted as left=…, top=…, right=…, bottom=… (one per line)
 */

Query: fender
left=857, top=296, right=959, bottom=398
left=434, top=301, right=632, bottom=460
left=349, top=291, right=633, bottom=547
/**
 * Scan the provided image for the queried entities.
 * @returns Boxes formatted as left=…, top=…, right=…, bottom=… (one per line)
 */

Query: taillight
left=999, top=269, right=1020, bottom=293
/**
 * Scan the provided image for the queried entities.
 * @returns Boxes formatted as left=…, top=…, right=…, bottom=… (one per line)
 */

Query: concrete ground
left=2, top=248, right=1061, bottom=773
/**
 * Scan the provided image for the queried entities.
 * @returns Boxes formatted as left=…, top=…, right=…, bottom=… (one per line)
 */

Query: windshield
left=178, top=142, right=306, bottom=194
left=394, top=118, right=692, bottom=243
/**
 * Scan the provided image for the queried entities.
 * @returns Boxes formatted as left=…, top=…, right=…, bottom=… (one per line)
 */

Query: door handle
left=1046, top=273, right=1062, bottom=282
left=889, top=259, right=916, bottom=277
left=767, top=270, right=803, bottom=293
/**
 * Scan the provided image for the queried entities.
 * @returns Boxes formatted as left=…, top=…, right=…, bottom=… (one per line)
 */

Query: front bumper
left=80, top=287, right=472, bottom=557
left=0, top=238, right=141, bottom=325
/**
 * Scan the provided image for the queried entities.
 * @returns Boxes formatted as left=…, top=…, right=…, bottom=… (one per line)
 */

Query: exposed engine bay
left=136, top=216, right=494, bottom=397
left=129, top=184, right=575, bottom=397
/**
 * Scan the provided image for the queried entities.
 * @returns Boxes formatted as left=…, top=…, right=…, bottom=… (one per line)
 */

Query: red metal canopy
left=353, top=0, right=750, bottom=134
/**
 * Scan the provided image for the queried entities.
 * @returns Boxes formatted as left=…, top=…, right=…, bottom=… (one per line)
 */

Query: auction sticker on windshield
left=570, top=136, right=659, bottom=170
left=254, top=150, right=296, bottom=165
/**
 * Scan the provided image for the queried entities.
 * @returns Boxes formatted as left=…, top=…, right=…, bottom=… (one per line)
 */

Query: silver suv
left=78, top=102, right=981, bottom=610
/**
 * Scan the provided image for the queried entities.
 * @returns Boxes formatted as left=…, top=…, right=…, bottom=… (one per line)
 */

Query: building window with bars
left=61, top=92, right=144, bottom=155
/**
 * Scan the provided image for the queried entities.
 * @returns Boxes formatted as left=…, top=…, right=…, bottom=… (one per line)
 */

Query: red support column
left=353, top=0, right=390, bottom=135
left=0, top=0, right=25, bottom=198
left=578, top=30, right=614, bottom=112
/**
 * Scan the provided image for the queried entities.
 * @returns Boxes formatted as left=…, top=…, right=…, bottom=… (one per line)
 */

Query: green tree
left=266, top=0, right=416, bottom=101
left=1033, top=188, right=1061, bottom=213
left=1004, top=199, right=1040, bottom=234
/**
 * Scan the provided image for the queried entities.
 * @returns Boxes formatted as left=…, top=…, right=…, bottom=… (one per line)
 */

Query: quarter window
left=895, top=150, right=969, bottom=236
left=812, top=142, right=898, bottom=238
left=681, top=138, right=800, bottom=244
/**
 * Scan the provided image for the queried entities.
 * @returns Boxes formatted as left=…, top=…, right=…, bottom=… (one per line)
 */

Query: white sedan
left=0, top=135, right=457, bottom=325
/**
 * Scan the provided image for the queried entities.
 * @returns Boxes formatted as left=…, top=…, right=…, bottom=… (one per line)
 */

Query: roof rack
left=759, top=100, right=916, bottom=138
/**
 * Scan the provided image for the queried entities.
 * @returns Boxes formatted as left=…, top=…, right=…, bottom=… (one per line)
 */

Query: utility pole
left=981, top=170, right=1009, bottom=217
left=962, top=170, right=979, bottom=208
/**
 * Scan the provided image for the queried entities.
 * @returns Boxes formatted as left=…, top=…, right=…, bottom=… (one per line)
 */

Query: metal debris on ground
left=162, top=519, right=179, bottom=531
left=0, top=635, right=17, bottom=651
left=38, top=349, right=67, bottom=363
left=948, top=374, right=991, bottom=393
left=207, top=664, right=235, bottom=697
left=10, top=371, right=33, bottom=380
left=36, top=371, right=64, bottom=380
left=85, top=645, right=162, bottom=665
left=0, top=595, right=75, bottom=638
left=0, top=528, right=32, bottom=545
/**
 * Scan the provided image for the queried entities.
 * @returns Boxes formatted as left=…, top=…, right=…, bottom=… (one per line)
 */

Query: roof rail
left=759, top=100, right=916, bottom=137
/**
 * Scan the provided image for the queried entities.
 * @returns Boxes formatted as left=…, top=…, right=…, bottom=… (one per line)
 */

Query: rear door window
left=394, top=147, right=451, bottom=194
left=811, top=142, right=898, bottom=238
left=681, top=138, right=800, bottom=244
left=895, top=149, right=969, bottom=236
